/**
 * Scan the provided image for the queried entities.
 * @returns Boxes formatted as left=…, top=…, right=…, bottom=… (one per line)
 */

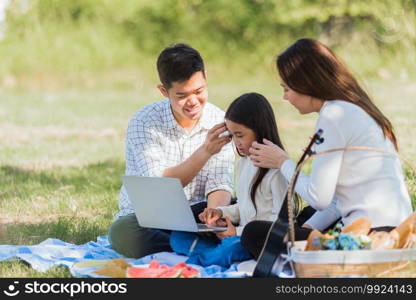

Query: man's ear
left=157, top=84, right=169, bottom=98
left=203, top=70, right=208, bottom=81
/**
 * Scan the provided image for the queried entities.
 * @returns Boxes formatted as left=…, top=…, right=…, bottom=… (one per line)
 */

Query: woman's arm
left=281, top=116, right=346, bottom=210
left=303, top=198, right=341, bottom=231
left=250, top=116, right=346, bottom=211
left=280, top=154, right=342, bottom=210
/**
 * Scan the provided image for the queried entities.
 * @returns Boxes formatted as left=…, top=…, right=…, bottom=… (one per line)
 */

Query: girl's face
left=280, top=81, right=323, bottom=114
left=225, top=119, right=256, bottom=156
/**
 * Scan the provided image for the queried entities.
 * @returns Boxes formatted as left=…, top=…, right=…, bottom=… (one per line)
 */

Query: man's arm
left=162, top=123, right=231, bottom=186
left=126, top=119, right=166, bottom=177
left=207, top=190, right=231, bottom=208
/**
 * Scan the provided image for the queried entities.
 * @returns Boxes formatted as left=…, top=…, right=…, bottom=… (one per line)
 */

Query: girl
left=244, top=38, right=412, bottom=258
left=199, top=92, right=318, bottom=239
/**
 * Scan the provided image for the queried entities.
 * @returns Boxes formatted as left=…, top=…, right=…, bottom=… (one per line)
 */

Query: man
left=108, top=43, right=235, bottom=258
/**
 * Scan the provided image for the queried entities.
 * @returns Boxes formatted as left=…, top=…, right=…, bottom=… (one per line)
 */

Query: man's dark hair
left=156, top=43, right=205, bottom=89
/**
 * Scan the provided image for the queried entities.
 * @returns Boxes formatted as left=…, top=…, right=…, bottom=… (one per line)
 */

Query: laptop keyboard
left=197, top=223, right=227, bottom=232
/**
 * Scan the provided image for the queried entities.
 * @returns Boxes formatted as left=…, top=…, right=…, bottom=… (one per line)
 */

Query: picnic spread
left=1, top=213, right=416, bottom=278
left=0, top=235, right=256, bottom=278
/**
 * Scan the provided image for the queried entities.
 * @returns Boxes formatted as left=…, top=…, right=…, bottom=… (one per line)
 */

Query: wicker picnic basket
left=283, top=140, right=416, bottom=278
left=289, top=241, right=416, bottom=278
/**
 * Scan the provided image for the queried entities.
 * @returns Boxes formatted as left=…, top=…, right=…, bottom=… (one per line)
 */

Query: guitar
left=252, top=129, right=324, bottom=277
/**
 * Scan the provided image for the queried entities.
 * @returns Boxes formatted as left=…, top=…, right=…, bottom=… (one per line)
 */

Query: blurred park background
left=0, top=0, right=415, bottom=277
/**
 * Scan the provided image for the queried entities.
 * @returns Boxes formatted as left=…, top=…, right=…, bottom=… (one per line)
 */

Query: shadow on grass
left=2, top=215, right=112, bottom=245
left=0, top=215, right=114, bottom=277
left=0, top=160, right=125, bottom=245
left=0, top=159, right=125, bottom=200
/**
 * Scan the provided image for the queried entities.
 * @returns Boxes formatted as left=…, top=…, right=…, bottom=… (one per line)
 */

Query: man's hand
left=201, top=123, right=231, bottom=156
left=162, top=122, right=231, bottom=187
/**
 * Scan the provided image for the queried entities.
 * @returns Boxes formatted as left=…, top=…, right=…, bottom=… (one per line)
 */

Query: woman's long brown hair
left=277, top=38, right=398, bottom=150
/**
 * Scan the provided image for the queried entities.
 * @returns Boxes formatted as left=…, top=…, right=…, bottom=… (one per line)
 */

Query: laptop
left=122, top=176, right=227, bottom=232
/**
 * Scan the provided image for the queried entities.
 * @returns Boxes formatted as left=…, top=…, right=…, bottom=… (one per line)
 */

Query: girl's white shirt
left=218, top=156, right=288, bottom=235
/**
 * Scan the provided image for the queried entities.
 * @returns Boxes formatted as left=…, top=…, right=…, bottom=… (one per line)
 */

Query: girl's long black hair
left=225, top=93, right=286, bottom=211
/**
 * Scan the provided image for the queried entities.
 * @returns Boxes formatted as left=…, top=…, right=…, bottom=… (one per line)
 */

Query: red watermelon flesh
left=126, top=266, right=165, bottom=278
left=171, top=262, right=199, bottom=278
left=126, top=260, right=200, bottom=278
left=149, top=260, right=160, bottom=269
left=181, top=267, right=200, bottom=278
left=156, top=268, right=183, bottom=278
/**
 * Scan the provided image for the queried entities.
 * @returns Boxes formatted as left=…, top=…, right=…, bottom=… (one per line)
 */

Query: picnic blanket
left=0, top=236, right=256, bottom=278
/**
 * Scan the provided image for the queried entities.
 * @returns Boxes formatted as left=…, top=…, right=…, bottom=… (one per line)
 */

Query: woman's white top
left=218, top=157, right=288, bottom=235
left=281, top=100, right=412, bottom=228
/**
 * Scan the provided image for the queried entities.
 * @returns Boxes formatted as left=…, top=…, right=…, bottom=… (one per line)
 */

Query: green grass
left=0, top=75, right=415, bottom=277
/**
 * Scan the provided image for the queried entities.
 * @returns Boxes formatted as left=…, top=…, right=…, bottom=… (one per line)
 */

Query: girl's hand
left=249, top=138, right=289, bottom=169
left=215, top=217, right=237, bottom=240
left=198, top=208, right=223, bottom=226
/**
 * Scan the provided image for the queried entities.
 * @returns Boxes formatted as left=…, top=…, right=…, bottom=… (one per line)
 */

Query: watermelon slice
left=149, top=260, right=160, bottom=269
left=181, top=267, right=200, bottom=278
left=156, top=268, right=183, bottom=278
left=126, top=266, right=165, bottom=278
left=126, top=260, right=200, bottom=278
left=171, top=262, right=200, bottom=278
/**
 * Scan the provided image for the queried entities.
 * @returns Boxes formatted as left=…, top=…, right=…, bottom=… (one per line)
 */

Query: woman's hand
left=215, top=217, right=237, bottom=240
left=198, top=208, right=223, bottom=226
left=249, top=138, right=289, bottom=169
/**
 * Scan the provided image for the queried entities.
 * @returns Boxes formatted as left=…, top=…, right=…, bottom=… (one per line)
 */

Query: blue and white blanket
left=0, top=236, right=255, bottom=278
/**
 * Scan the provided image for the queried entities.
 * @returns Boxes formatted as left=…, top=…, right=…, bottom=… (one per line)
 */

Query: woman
left=242, top=38, right=412, bottom=258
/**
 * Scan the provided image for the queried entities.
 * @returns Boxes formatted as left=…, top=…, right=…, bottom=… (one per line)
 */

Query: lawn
left=0, top=75, right=415, bottom=277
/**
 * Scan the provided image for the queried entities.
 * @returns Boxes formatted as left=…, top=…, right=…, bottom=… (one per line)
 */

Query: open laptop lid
left=122, top=176, right=201, bottom=232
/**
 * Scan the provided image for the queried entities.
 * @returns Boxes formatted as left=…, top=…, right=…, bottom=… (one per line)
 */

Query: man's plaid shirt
left=116, top=99, right=235, bottom=218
